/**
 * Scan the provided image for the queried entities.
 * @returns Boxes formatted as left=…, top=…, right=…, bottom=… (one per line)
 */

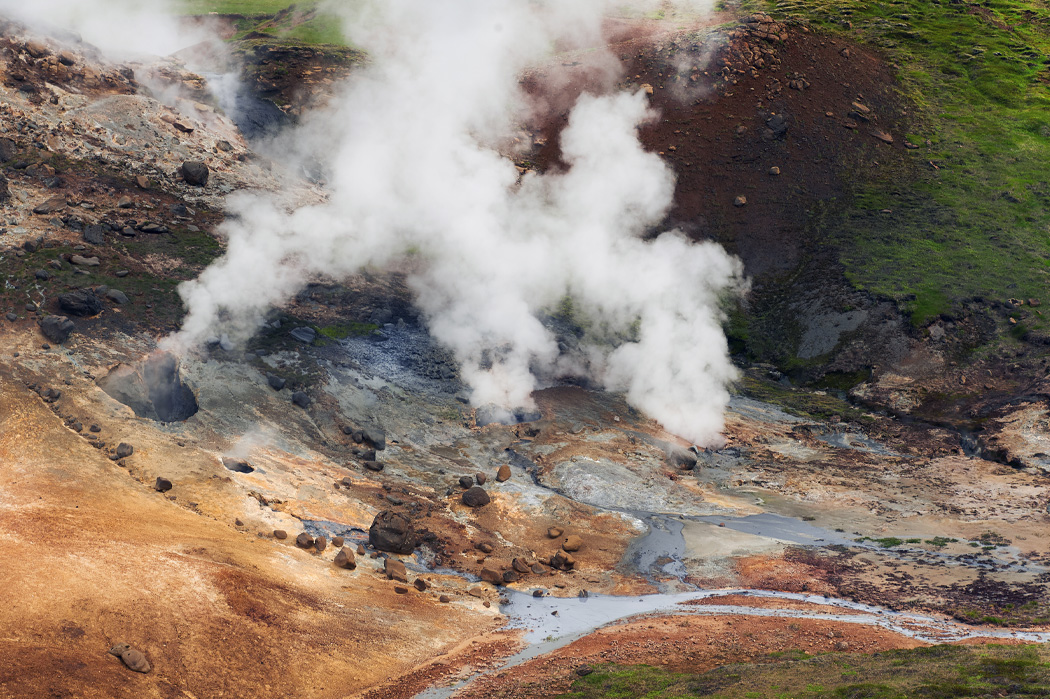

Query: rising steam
left=17, top=0, right=742, bottom=445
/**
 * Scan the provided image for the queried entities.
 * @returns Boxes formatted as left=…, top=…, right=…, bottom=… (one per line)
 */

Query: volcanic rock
left=0, top=173, right=9, bottom=204
left=363, top=460, right=383, bottom=472
left=267, top=374, right=286, bottom=390
left=273, top=529, right=287, bottom=540
left=551, top=550, right=575, bottom=570
left=476, top=542, right=494, bottom=554
left=475, top=472, right=487, bottom=485
left=413, top=578, right=427, bottom=591
left=181, top=161, right=209, bottom=186
left=70, top=255, right=100, bottom=266
left=82, top=225, right=107, bottom=245
left=314, top=535, right=327, bottom=552
left=439, top=595, right=450, bottom=603
left=547, top=527, right=563, bottom=539
left=105, top=288, right=128, bottom=306
left=384, top=557, right=408, bottom=582
left=461, top=486, right=490, bottom=508
left=369, top=510, right=415, bottom=554
left=512, top=557, right=531, bottom=574
left=394, top=585, right=409, bottom=594
left=38, top=315, right=74, bottom=343
left=290, top=326, right=316, bottom=343
left=0, top=138, right=16, bottom=162
left=34, top=269, right=51, bottom=280
left=5, top=312, right=16, bottom=323
left=734, top=195, right=748, bottom=207
left=502, top=570, right=519, bottom=583
left=115, top=442, right=133, bottom=459
left=458, top=475, right=474, bottom=489
left=562, top=535, right=582, bottom=552
left=480, top=568, right=503, bottom=585
left=361, top=427, right=386, bottom=450
left=59, top=290, right=103, bottom=316
left=154, top=477, right=172, bottom=492
left=32, top=197, right=66, bottom=215
left=109, top=643, right=150, bottom=673
left=296, top=532, right=314, bottom=548
left=334, top=548, right=356, bottom=569
left=332, top=536, right=344, bottom=548
left=496, top=464, right=511, bottom=482
left=292, top=391, right=310, bottom=408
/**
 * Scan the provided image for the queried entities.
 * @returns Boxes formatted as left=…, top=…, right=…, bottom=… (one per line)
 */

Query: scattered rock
left=70, top=254, right=100, bottom=266
left=562, top=535, right=582, bottom=552
left=154, top=477, right=172, bottom=492
left=267, top=374, right=286, bottom=391
left=384, top=557, right=408, bottom=582
left=296, top=532, right=315, bottom=549
left=475, top=472, right=487, bottom=485
left=480, top=568, right=503, bottom=585
left=551, top=550, right=575, bottom=570
left=5, top=312, right=16, bottom=322
left=835, top=641, right=850, bottom=651
left=363, top=460, right=384, bottom=472
left=462, top=486, right=490, bottom=508
left=290, top=326, right=316, bottom=343
left=502, top=570, right=519, bottom=583
left=82, top=225, right=106, bottom=245
left=512, top=557, right=531, bottom=574
left=291, top=391, right=310, bottom=409
left=115, top=443, right=133, bottom=459
left=273, top=529, right=287, bottom=540
left=733, top=195, right=748, bottom=207
left=32, top=197, right=66, bottom=215
left=458, top=475, right=474, bottom=489
left=117, top=196, right=133, bottom=209
left=576, top=665, right=593, bottom=677
left=58, top=290, right=103, bottom=316
left=106, top=289, right=129, bottom=305
left=135, top=175, right=150, bottom=189
left=361, top=427, right=386, bottom=450
left=547, top=527, right=563, bottom=539
left=496, top=464, right=511, bottom=482
left=439, top=595, right=450, bottom=603
left=314, top=535, right=327, bottom=552
left=109, top=643, right=150, bottom=673
left=768, top=166, right=781, bottom=176
left=334, top=548, right=356, bottom=569
left=38, top=315, right=74, bottom=343
left=369, top=510, right=415, bottom=554
left=393, top=585, right=409, bottom=594
left=413, top=578, right=427, bottom=592
left=332, top=536, right=344, bottom=548
left=476, top=542, right=494, bottom=554
left=181, top=161, right=209, bottom=186
left=34, top=269, right=51, bottom=280
left=873, top=130, right=894, bottom=144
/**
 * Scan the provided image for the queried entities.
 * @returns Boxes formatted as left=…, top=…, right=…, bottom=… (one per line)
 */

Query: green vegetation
left=748, top=0, right=1050, bottom=325
left=854, top=536, right=905, bottom=548
left=740, top=374, right=872, bottom=423
left=559, top=644, right=1050, bottom=698
left=175, top=0, right=299, bottom=15
left=317, top=322, right=379, bottom=340
left=177, top=0, right=351, bottom=47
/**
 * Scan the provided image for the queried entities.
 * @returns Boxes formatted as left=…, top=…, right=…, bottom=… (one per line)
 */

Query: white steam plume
left=0, top=0, right=210, bottom=58
left=166, top=0, right=744, bottom=446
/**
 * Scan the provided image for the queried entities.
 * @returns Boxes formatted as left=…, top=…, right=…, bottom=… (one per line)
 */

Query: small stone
left=873, top=130, right=894, bottom=144
left=290, top=326, right=316, bottom=343
left=334, top=548, right=356, bottom=570
left=357, top=544, right=366, bottom=556
left=495, top=464, right=511, bottom=482
left=266, top=374, right=286, bottom=391
left=768, top=166, right=781, bottom=176
left=296, top=532, right=314, bottom=548
left=458, top=475, right=474, bottom=489
left=5, top=313, right=16, bottom=322
left=502, top=570, right=520, bottom=583
left=106, top=289, right=129, bottom=305
left=576, top=665, right=593, bottom=677
left=476, top=542, right=494, bottom=554
left=547, top=527, right=563, bottom=539
left=439, top=595, right=450, bottom=603
left=154, top=477, right=172, bottom=492
left=413, top=578, right=428, bottom=591
left=533, top=589, right=545, bottom=597
left=551, top=550, right=575, bottom=570
left=315, top=535, right=327, bottom=552
left=393, top=585, right=409, bottom=594
left=384, top=557, right=409, bottom=582
left=135, top=175, right=150, bottom=189
left=292, top=391, right=310, bottom=408
left=733, top=195, right=747, bottom=207
left=480, top=568, right=503, bottom=585
left=34, top=269, right=51, bottom=280
left=117, top=196, right=133, bottom=209
left=835, top=641, right=850, bottom=651
left=115, top=442, right=133, bottom=459
left=70, top=255, right=100, bottom=267
left=118, top=647, right=150, bottom=673
left=363, top=460, right=384, bottom=472
left=512, top=557, right=531, bottom=574
left=273, top=529, right=288, bottom=539
left=462, top=486, right=490, bottom=508
left=475, top=472, right=487, bottom=485
left=332, top=536, right=344, bottom=548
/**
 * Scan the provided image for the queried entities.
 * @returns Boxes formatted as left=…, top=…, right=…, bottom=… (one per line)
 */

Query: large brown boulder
left=369, top=510, right=415, bottom=554
left=384, top=557, right=408, bottom=582
left=462, top=486, right=490, bottom=508
left=334, top=548, right=356, bottom=570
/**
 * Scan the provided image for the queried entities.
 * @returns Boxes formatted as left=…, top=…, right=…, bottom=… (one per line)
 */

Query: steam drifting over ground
left=163, top=0, right=744, bottom=446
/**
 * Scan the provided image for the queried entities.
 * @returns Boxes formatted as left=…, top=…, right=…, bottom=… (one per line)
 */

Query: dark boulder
left=115, top=442, right=134, bottom=459
left=154, top=477, right=172, bottom=492
left=462, top=486, right=490, bottom=508
left=180, top=161, right=209, bottom=186
left=292, top=391, right=310, bottom=408
left=38, top=315, right=74, bottom=343
left=458, top=475, right=474, bottom=489
left=368, top=510, right=414, bottom=554
left=266, top=374, right=286, bottom=391
left=334, top=548, right=356, bottom=570
left=295, top=532, right=314, bottom=549
left=58, top=290, right=103, bottom=317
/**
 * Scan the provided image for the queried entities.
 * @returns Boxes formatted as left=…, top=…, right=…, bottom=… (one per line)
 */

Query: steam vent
left=3, top=2, right=1050, bottom=699
left=99, top=351, right=199, bottom=422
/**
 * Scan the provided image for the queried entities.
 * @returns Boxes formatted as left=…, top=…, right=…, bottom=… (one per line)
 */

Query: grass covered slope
left=751, top=0, right=1050, bottom=323
left=561, top=644, right=1050, bottom=698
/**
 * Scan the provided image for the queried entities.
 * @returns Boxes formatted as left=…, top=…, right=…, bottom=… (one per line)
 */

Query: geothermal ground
left=1, top=4, right=1049, bottom=698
